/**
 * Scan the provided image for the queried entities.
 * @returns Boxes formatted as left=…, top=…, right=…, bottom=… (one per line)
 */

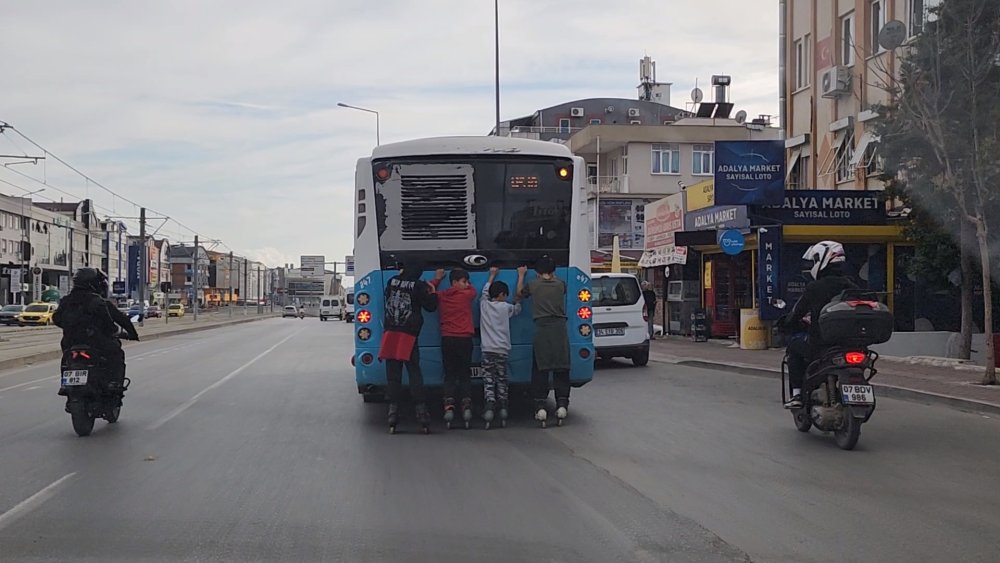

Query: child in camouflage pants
left=479, top=266, right=526, bottom=426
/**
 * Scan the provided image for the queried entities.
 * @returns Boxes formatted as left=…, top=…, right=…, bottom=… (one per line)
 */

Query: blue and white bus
left=351, top=136, right=594, bottom=402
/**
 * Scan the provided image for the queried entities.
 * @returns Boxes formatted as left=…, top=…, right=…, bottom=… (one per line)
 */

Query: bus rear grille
left=399, top=174, right=470, bottom=240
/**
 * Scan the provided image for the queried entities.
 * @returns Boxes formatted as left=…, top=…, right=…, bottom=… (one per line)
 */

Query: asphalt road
left=0, top=319, right=998, bottom=562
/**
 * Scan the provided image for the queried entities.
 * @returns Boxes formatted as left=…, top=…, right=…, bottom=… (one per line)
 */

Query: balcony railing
left=588, top=175, right=626, bottom=194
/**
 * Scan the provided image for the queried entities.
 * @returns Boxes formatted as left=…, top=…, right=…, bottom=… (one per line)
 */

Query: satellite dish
left=691, top=88, right=704, bottom=104
left=734, top=110, right=748, bottom=124
left=879, top=20, right=906, bottom=51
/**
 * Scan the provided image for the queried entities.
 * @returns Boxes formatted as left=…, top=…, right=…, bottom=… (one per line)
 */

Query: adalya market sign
left=757, top=190, right=886, bottom=225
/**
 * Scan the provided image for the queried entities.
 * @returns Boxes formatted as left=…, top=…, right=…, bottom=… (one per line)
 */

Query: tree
left=878, top=0, right=1000, bottom=384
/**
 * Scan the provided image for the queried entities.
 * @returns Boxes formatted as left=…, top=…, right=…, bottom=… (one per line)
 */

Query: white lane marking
left=147, top=329, right=302, bottom=430
left=0, top=376, right=55, bottom=394
left=0, top=472, right=77, bottom=531
left=23, top=386, right=39, bottom=391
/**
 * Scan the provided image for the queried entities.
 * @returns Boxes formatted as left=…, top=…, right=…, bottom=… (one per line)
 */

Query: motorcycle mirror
left=130, top=314, right=140, bottom=322
left=771, top=299, right=787, bottom=309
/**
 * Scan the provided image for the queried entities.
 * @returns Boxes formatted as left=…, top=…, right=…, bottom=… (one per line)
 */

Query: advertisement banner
left=684, top=205, right=750, bottom=231
left=10, top=268, right=21, bottom=291
left=714, top=140, right=786, bottom=206
left=598, top=199, right=633, bottom=248
left=643, top=193, right=684, bottom=251
left=755, top=190, right=886, bottom=225
left=127, top=245, right=141, bottom=294
left=757, top=226, right=783, bottom=321
left=638, top=246, right=688, bottom=267
left=148, top=244, right=160, bottom=287
left=112, top=281, right=126, bottom=295
left=685, top=179, right=715, bottom=211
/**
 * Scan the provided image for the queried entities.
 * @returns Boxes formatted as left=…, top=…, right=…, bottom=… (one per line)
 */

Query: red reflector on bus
left=844, top=352, right=866, bottom=365
left=577, top=307, right=592, bottom=320
left=580, top=348, right=591, bottom=359
left=361, top=353, right=374, bottom=365
left=357, top=310, right=372, bottom=324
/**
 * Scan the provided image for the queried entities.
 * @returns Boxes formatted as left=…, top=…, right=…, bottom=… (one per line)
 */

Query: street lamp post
left=337, top=102, right=380, bottom=146
left=19, top=188, right=44, bottom=305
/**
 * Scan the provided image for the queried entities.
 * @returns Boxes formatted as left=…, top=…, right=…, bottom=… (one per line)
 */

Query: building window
left=836, top=129, right=856, bottom=183
left=651, top=144, right=680, bottom=174
left=795, top=35, right=811, bottom=88
left=558, top=118, right=571, bottom=133
left=692, top=144, right=714, bottom=175
left=909, top=0, right=942, bottom=36
left=787, top=152, right=810, bottom=190
left=589, top=119, right=601, bottom=125
left=870, top=1, right=885, bottom=54
left=841, top=12, right=856, bottom=66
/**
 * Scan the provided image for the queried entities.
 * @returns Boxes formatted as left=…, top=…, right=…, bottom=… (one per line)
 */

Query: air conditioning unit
left=570, top=107, right=585, bottom=117
left=820, top=66, right=852, bottom=98
left=627, top=108, right=641, bottom=117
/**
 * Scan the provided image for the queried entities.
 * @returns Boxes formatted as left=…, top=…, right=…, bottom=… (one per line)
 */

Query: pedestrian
left=641, top=281, right=658, bottom=339
left=479, top=265, right=526, bottom=428
left=429, top=267, right=477, bottom=428
left=378, top=259, right=438, bottom=432
left=520, top=256, right=571, bottom=426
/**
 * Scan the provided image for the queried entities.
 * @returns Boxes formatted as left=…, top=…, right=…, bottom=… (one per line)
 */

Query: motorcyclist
left=780, top=241, right=857, bottom=409
left=53, top=268, right=139, bottom=394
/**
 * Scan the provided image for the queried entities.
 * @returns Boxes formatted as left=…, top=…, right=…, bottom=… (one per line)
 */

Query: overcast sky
left=0, top=0, right=779, bottom=271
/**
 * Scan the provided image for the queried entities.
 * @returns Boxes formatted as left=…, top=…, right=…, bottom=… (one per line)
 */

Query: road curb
left=652, top=356, right=1000, bottom=417
left=0, top=314, right=278, bottom=372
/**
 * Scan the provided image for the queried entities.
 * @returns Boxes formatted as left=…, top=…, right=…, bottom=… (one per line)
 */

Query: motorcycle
left=775, top=291, right=893, bottom=450
left=59, top=330, right=135, bottom=437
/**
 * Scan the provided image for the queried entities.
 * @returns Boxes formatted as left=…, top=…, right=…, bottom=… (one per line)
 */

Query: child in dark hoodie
left=379, top=260, right=438, bottom=429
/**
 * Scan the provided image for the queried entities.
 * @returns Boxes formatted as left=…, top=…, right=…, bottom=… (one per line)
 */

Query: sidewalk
left=650, top=336, right=1000, bottom=416
left=0, top=310, right=279, bottom=371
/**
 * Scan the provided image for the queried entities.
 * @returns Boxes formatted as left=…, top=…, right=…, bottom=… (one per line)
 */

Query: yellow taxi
left=167, top=304, right=185, bottom=318
left=18, top=302, right=58, bottom=326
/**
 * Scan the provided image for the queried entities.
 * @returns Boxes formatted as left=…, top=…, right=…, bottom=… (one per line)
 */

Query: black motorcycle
left=776, top=291, right=893, bottom=450
left=59, top=331, right=133, bottom=437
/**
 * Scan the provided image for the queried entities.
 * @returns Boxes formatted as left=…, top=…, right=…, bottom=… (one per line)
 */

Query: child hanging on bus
left=430, top=267, right=477, bottom=428
left=519, top=256, right=571, bottom=427
left=479, top=265, right=527, bottom=429
left=379, top=259, right=437, bottom=432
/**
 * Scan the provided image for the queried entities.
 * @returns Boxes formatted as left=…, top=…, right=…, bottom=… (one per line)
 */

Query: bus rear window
left=375, top=158, right=572, bottom=252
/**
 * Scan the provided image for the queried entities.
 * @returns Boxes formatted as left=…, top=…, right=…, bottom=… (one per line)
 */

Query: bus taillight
left=577, top=306, right=592, bottom=320
left=357, top=310, right=372, bottom=324
left=374, top=165, right=391, bottom=183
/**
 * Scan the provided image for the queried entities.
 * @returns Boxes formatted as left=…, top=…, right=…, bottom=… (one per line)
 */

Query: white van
left=591, top=273, right=650, bottom=366
left=319, top=296, right=344, bottom=321
left=344, top=288, right=355, bottom=322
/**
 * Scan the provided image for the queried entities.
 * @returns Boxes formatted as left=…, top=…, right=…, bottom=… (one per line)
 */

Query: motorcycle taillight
left=844, top=351, right=867, bottom=365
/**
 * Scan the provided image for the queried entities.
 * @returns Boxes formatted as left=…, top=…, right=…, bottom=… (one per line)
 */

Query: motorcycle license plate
left=61, top=370, right=89, bottom=386
left=842, top=384, right=874, bottom=405
left=470, top=366, right=482, bottom=378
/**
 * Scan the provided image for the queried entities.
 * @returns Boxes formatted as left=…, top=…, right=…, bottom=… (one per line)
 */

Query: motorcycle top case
left=818, top=294, right=894, bottom=347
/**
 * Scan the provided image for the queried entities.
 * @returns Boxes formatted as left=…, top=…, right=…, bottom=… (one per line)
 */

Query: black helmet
left=72, top=267, right=109, bottom=295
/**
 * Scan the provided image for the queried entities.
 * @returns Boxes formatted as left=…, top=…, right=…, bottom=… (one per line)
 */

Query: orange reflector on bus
left=578, top=289, right=591, bottom=302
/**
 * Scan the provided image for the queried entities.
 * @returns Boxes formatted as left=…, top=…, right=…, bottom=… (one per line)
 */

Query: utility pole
left=244, top=260, right=248, bottom=316
left=193, top=234, right=199, bottom=321
left=228, top=251, right=234, bottom=319
left=138, top=208, right=146, bottom=327
left=257, top=264, right=262, bottom=315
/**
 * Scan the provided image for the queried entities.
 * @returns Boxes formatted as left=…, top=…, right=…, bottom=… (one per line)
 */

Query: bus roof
left=371, top=136, right=573, bottom=160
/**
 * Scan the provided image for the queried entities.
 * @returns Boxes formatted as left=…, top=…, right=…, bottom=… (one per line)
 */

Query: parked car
left=0, top=304, right=25, bottom=325
left=17, top=302, right=58, bottom=327
left=167, top=304, right=185, bottom=318
left=590, top=273, right=650, bottom=366
left=146, top=305, right=163, bottom=318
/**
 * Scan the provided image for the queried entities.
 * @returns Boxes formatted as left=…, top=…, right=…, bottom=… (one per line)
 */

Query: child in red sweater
left=430, top=268, right=477, bottom=428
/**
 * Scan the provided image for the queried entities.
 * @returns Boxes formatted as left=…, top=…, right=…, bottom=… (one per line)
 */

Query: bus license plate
left=596, top=328, right=625, bottom=337
left=842, top=385, right=874, bottom=405
left=61, top=370, right=89, bottom=386
left=470, top=366, right=482, bottom=378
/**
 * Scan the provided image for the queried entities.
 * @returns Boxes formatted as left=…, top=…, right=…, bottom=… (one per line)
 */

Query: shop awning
left=849, top=131, right=879, bottom=168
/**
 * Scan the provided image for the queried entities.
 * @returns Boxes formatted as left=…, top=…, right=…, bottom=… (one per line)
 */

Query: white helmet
left=803, top=240, right=846, bottom=280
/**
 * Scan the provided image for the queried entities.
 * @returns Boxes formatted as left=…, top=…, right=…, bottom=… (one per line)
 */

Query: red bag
left=378, top=331, right=416, bottom=361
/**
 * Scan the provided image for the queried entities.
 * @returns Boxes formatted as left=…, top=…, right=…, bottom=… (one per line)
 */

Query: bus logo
left=463, top=254, right=489, bottom=267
